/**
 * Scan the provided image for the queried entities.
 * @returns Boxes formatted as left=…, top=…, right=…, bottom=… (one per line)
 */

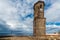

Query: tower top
left=34, top=1, right=45, bottom=9
left=34, top=0, right=45, bottom=18
left=34, top=1, right=45, bottom=6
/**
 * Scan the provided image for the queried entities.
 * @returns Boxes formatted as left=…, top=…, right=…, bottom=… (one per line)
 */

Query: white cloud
left=0, top=0, right=60, bottom=35
left=46, top=24, right=60, bottom=34
left=0, top=0, right=34, bottom=33
left=44, top=0, right=57, bottom=4
left=1, top=0, right=60, bottom=34
left=0, top=0, right=19, bottom=30
left=45, top=1, right=60, bottom=22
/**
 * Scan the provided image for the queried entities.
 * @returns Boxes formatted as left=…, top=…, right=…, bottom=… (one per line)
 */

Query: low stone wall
left=0, top=36, right=34, bottom=40
left=0, top=35, right=60, bottom=40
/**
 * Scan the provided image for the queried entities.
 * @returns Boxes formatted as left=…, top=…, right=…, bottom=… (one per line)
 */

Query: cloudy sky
left=0, top=0, right=60, bottom=36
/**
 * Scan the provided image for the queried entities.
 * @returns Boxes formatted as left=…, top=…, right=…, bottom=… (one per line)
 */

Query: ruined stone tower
left=34, top=1, right=46, bottom=36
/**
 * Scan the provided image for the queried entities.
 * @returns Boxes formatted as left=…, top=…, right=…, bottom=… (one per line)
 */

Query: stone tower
left=34, top=1, right=46, bottom=36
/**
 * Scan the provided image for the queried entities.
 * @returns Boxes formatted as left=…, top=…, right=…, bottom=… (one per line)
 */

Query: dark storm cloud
left=0, top=19, right=11, bottom=32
